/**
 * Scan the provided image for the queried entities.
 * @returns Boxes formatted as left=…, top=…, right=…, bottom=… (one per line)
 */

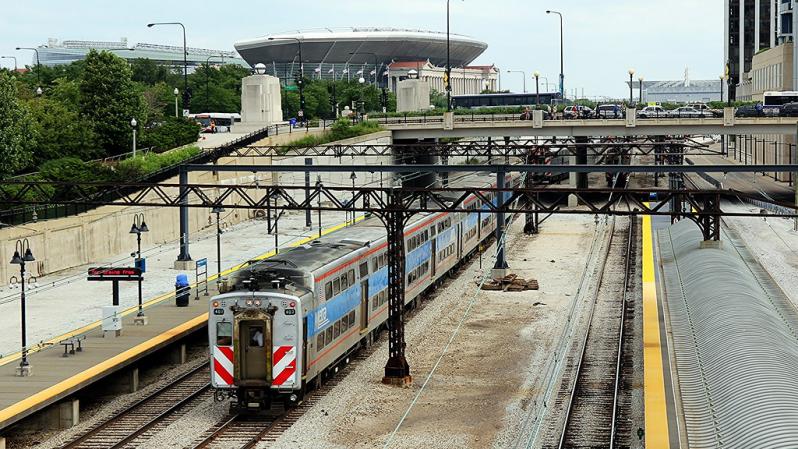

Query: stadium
left=233, top=27, right=493, bottom=92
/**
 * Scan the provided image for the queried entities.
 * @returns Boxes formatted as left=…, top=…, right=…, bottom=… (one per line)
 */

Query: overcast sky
left=2, top=0, right=722, bottom=98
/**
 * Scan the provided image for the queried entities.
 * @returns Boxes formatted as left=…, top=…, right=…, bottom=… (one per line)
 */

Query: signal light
left=212, top=301, right=219, bottom=307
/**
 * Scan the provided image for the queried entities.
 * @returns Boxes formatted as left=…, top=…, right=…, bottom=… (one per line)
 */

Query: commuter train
left=208, top=172, right=519, bottom=411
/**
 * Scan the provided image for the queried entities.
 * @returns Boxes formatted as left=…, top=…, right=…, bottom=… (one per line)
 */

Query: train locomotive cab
left=209, top=284, right=308, bottom=412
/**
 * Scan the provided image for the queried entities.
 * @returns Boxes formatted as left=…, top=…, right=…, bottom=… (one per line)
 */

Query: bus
left=762, top=91, right=798, bottom=114
left=188, top=113, right=239, bottom=133
left=452, top=92, right=562, bottom=109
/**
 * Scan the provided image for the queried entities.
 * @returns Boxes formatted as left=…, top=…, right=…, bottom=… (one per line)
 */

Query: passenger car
left=596, top=104, right=623, bottom=119
left=563, top=105, right=593, bottom=119
left=669, top=107, right=713, bottom=118
left=637, top=106, right=666, bottom=118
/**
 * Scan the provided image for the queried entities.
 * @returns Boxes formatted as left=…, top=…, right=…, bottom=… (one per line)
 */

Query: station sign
left=87, top=267, right=143, bottom=282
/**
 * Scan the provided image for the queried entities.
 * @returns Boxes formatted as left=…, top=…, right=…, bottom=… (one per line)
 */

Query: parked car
left=780, top=102, right=798, bottom=117
left=637, top=105, right=666, bottom=118
left=734, top=103, right=765, bottom=117
left=596, top=104, right=623, bottom=119
left=687, top=102, right=723, bottom=117
left=669, top=107, right=713, bottom=118
left=563, top=105, right=593, bottom=119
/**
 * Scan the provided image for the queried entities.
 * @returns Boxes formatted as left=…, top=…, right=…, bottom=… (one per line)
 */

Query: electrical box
left=102, top=306, right=122, bottom=332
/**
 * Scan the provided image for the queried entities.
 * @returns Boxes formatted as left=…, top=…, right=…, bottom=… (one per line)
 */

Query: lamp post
left=269, top=37, right=305, bottom=122
left=628, top=69, right=635, bottom=105
left=129, top=214, right=149, bottom=323
left=147, top=22, right=189, bottom=115
left=533, top=71, right=541, bottom=106
left=36, top=87, right=42, bottom=96
left=358, top=75, right=366, bottom=120
left=546, top=10, right=564, bottom=99
left=446, top=0, right=452, bottom=111
left=16, top=47, right=41, bottom=90
left=173, top=88, right=179, bottom=118
left=204, top=54, right=224, bottom=113
left=1, top=56, right=17, bottom=71
left=130, top=118, right=138, bottom=157
left=11, top=239, right=35, bottom=376
left=508, top=70, right=526, bottom=93
left=638, top=76, right=644, bottom=104
left=212, top=206, right=224, bottom=287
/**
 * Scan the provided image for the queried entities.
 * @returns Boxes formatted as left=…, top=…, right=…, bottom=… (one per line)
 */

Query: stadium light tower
left=15, top=47, right=41, bottom=88
left=147, top=22, right=189, bottom=115
left=270, top=37, right=305, bottom=122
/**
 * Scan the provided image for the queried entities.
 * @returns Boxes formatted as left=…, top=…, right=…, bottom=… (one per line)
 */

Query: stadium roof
left=234, top=27, right=488, bottom=68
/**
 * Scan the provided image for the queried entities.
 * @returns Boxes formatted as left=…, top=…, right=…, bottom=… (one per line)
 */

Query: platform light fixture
left=11, top=239, right=35, bottom=376
left=130, top=213, right=149, bottom=322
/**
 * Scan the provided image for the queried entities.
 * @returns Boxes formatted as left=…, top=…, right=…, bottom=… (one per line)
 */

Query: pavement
left=0, top=209, right=354, bottom=358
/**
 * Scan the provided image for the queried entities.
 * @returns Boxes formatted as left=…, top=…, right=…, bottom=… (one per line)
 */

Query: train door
left=457, top=221, right=464, bottom=259
left=430, top=238, right=437, bottom=277
left=238, top=319, right=270, bottom=384
left=360, top=280, right=369, bottom=331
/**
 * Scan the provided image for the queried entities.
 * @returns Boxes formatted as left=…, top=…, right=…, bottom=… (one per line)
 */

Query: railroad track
left=59, top=361, right=211, bottom=449
left=544, top=216, right=636, bottom=449
left=190, top=348, right=374, bottom=449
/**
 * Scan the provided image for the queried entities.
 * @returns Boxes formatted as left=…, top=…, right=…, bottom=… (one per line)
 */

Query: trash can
left=175, top=274, right=190, bottom=307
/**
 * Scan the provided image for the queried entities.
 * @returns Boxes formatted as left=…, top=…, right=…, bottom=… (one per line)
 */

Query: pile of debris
left=481, top=274, right=539, bottom=292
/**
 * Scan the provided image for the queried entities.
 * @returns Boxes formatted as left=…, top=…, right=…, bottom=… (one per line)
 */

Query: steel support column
left=382, top=189, right=411, bottom=385
left=493, top=169, right=509, bottom=275
left=575, top=137, right=588, bottom=188
left=176, top=167, right=192, bottom=263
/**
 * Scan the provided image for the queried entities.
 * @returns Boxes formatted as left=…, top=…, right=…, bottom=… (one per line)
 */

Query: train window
left=348, top=311, right=356, bottom=327
left=359, top=262, right=368, bottom=278
left=348, top=270, right=355, bottom=286
left=341, top=274, right=349, bottom=290
left=333, top=321, right=340, bottom=338
left=216, top=322, right=232, bottom=346
left=325, top=282, right=332, bottom=300
left=249, top=326, right=264, bottom=347
left=333, top=278, right=341, bottom=295
left=317, top=333, right=324, bottom=349
left=326, top=327, right=333, bottom=344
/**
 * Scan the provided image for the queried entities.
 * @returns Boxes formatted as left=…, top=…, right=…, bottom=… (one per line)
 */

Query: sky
left=0, top=0, right=723, bottom=99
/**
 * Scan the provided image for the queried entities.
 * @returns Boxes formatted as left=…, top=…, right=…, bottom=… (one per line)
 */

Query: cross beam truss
left=224, top=137, right=715, bottom=159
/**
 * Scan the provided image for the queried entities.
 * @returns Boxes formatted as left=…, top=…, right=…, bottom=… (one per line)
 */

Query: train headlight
left=289, top=394, right=298, bottom=402
left=245, top=299, right=253, bottom=306
left=254, top=299, right=262, bottom=307
left=212, top=301, right=220, bottom=308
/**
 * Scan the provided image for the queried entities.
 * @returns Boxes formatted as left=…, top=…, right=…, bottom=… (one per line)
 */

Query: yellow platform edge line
left=0, top=215, right=365, bottom=367
left=0, top=314, right=208, bottom=426
left=642, top=213, right=670, bottom=447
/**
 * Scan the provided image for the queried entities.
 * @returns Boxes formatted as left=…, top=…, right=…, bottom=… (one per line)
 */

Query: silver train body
left=208, top=172, right=519, bottom=410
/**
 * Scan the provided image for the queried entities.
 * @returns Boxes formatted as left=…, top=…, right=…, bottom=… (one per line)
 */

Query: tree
left=130, top=58, right=179, bottom=86
left=27, top=97, right=100, bottom=165
left=187, top=64, right=251, bottom=113
left=0, top=72, right=36, bottom=178
left=79, top=50, right=145, bottom=155
left=430, top=89, right=448, bottom=109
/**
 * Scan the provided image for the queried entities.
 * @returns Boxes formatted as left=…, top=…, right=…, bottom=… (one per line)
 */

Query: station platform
left=0, top=216, right=360, bottom=432
left=685, top=152, right=795, bottom=203
left=642, top=211, right=681, bottom=448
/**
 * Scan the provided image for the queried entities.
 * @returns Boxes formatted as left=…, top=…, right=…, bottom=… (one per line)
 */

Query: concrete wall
left=396, top=79, right=431, bottom=113
left=0, top=128, right=390, bottom=287
left=750, top=42, right=794, bottom=102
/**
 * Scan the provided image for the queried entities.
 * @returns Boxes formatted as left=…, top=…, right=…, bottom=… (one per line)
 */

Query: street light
left=638, top=76, right=644, bottom=104
left=507, top=70, right=526, bottom=93
left=147, top=22, right=189, bottom=114
left=35, top=87, right=42, bottom=96
left=16, top=47, right=41, bottom=89
left=129, top=214, right=149, bottom=323
left=269, top=37, right=305, bottom=122
left=533, top=71, right=541, bottom=106
left=212, top=206, right=224, bottom=287
left=546, top=10, right=565, bottom=99
left=349, top=172, right=357, bottom=226
left=11, top=239, right=35, bottom=376
left=173, top=87, right=179, bottom=118
left=204, top=54, right=224, bottom=112
left=130, top=118, right=138, bottom=158
left=1, top=56, right=17, bottom=71
left=445, top=0, right=464, bottom=111
left=628, top=68, right=635, bottom=105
